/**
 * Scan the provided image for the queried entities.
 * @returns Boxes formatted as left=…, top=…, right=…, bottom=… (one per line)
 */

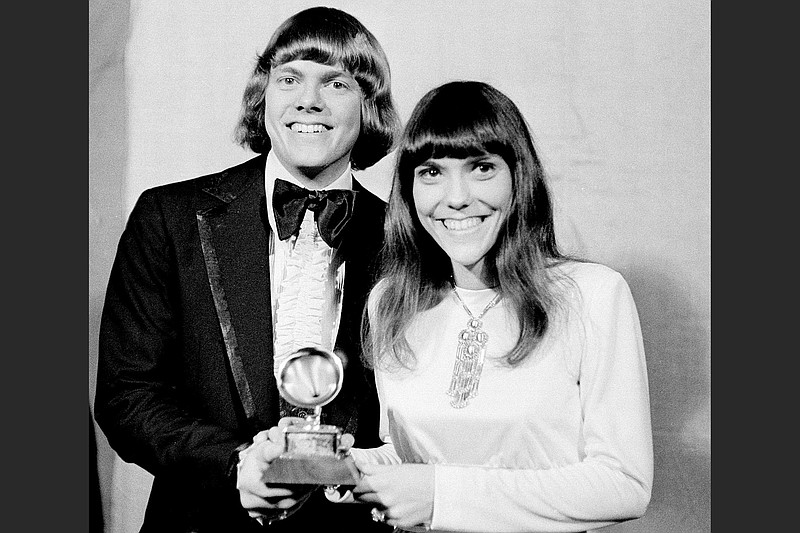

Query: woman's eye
left=277, top=77, right=297, bottom=86
left=475, top=163, right=495, bottom=173
left=416, top=167, right=440, bottom=179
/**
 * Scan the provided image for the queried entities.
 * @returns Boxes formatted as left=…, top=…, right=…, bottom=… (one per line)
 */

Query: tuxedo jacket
left=95, top=154, right=391, bottom=532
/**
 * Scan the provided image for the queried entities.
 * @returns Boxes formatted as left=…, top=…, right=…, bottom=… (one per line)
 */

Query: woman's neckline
left=452, top=285, right=499, bottom=294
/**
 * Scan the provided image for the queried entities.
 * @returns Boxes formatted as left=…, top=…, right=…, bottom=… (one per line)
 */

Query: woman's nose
left=444, top=174, right=471, bottom=208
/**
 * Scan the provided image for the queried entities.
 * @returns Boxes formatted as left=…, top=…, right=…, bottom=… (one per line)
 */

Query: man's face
left=264, top=60, right=363, bottom=187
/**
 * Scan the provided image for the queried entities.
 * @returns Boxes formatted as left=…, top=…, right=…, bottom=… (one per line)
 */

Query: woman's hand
left=353, top=462, right=435, bottom=529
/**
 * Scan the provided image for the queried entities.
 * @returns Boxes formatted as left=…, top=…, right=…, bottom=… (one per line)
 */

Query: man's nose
left=296, top=83, right=324, bottom=111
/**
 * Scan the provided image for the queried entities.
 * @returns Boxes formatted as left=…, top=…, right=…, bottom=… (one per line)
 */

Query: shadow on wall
left=90, top=407, right=104, bottom=532
left=607, top=260, right=710, bottom=533
left=89, top=0, right=131, bottom=530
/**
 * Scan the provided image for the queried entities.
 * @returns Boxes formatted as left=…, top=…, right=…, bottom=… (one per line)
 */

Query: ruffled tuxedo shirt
left=264, top=152, right=349, bottom=376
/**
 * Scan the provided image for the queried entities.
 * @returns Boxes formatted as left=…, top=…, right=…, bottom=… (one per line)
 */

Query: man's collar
left=264, top=151, right=354, bottom=235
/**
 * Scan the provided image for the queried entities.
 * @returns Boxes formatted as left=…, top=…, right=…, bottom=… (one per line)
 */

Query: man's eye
left=329, top=80, right=349, bottom=90
left=277, top=77, right=297, bottom=86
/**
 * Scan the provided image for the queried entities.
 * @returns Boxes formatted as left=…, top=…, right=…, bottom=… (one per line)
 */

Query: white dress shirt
left=264, top=151, right=349, bottom=377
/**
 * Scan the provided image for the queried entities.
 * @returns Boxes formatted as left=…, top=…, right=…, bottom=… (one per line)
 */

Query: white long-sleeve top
left=362, top=261, right=653, bottom=533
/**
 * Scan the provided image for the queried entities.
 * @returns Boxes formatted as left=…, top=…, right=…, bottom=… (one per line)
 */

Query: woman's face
left=412, top=154, right=513, bottom=288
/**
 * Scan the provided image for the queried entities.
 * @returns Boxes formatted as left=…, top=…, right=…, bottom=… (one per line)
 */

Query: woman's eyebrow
left=416, top=159, right=443, bottom=170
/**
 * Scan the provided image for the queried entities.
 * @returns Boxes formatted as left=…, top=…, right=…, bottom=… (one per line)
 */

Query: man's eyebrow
left=271, top=64, right=354, bottom=78
left=271, top=65, right=302, bottom=77
left=321, top=68, right=356, bottom=82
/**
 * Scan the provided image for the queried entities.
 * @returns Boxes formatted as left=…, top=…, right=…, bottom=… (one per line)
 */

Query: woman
left=350, top=80, right=653, bottom=532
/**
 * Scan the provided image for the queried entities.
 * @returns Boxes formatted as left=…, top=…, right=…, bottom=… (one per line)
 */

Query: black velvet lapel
left=196, top=155, right=280, bottom=432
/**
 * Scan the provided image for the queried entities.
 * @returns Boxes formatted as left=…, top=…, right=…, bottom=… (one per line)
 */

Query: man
left=95, top=7, right=400, bottom=531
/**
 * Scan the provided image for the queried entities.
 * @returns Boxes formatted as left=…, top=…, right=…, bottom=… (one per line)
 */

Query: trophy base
left=263, top=454, right=361, bottom=487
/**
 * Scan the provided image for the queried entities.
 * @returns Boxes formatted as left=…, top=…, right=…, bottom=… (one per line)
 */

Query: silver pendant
left=446, top=317, right=489, bottom=408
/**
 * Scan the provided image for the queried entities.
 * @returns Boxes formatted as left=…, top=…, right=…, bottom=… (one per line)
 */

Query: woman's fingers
left=249, top=485, right=295, bottom=499
left=352, top=466, right=376, bottom=497
left=338, top=433, right=355, bottom=452
left=357, top=462, right=383, bottom=476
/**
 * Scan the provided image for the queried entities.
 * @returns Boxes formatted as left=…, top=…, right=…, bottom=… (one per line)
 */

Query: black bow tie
left=272, top=178, right=357, bottom=248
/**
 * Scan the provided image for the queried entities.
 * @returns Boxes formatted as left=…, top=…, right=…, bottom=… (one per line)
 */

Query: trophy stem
left=306, top=406, right=323, bottom=428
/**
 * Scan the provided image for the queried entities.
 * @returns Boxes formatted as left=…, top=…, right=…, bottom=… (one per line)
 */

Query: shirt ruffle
left=273, top=213, right=333, bottom=377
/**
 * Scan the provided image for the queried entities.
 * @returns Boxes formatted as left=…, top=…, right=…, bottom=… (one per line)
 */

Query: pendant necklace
left=446, top=284, right=502, bottom=408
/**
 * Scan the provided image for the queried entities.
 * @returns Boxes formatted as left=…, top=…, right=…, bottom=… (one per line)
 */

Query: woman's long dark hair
left=366, top=80, right=571, bottom=369
left=234, top=6, right=400, bottom=170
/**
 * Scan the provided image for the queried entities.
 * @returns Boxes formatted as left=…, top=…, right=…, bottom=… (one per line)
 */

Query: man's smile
left=288, top=123, right=331, bottom=133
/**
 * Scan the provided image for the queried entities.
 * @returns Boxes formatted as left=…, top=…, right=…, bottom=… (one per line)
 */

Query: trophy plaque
left=263, top=347, right=361, bottom=487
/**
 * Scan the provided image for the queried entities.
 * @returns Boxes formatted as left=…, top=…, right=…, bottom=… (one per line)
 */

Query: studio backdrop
left=89, top=1, right=710, bottom=531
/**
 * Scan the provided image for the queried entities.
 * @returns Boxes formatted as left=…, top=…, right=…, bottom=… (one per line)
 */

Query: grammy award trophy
left=263, top=347, right=361, bottom=487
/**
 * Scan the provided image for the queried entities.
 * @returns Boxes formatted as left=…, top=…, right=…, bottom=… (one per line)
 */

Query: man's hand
left=236, top=417, right=312, bottom=524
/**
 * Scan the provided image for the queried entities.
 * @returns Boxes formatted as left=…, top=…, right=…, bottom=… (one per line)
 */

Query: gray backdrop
left=89, top=1, right=710, bottom=531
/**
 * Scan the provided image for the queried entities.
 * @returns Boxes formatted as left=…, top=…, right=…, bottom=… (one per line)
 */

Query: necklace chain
left=451, top=287, right=502, bottom=320
left=447, top=285, right=502, bottom=408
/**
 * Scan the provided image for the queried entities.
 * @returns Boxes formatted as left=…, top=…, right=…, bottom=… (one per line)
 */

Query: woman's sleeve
left=350, top=441, right=402, bottom=466
left=350, top=281, right=402, bottom=465
left=350, top=281, right=403, bottom=468
left=431, top=271, right=653, bottom=532
left=330, top=285, right=402, bottom=504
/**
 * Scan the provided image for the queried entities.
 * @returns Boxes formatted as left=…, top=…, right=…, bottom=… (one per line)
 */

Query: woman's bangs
left=405, top=117, right=511, bottom=166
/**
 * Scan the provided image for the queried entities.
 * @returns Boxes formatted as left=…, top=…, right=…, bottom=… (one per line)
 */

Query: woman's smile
left=439, top=216, right=488, bottom=231
left=413, top=155, right=513, bottom=287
